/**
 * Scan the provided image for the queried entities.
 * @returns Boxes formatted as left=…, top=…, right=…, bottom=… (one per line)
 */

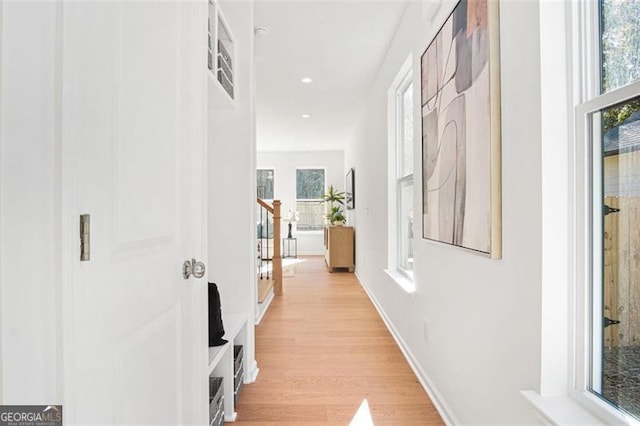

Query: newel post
left=272, top=200, right=283, bottom=295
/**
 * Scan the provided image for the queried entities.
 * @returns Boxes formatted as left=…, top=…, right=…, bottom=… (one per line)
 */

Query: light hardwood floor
left=234, top=256, right=444, bottom=425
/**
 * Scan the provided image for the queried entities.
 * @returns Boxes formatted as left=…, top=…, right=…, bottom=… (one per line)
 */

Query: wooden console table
left=324, top=226, right=354, bottom=272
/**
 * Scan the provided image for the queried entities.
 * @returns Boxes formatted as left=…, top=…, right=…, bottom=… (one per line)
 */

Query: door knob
left=183, top=258, right=206, bottom=279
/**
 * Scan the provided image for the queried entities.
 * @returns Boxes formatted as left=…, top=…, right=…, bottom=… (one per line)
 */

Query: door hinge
left=80, top=214, right=90, bottom=261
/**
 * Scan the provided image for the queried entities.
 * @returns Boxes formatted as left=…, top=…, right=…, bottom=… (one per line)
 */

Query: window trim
left=570, top=0, right=640, bottom=420
left=524, top=2, right=640, bottom=424
left=387, top=55, right=415, bottom=288
left=396, top=72, right=414, bottom=278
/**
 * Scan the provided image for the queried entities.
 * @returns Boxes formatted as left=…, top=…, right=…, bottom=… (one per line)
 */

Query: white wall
left=208, top=1, right=258, bottom=378
left=345, top=1, right=543, bottom=423
left=257, top=150, right=345, bottom=255
left=0, top=1, right=62, bottom=404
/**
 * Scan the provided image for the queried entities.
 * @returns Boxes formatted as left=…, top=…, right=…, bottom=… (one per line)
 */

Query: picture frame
left=346, top=168, right=355, bottom=210
left=420, top=0, right=502, bottom=258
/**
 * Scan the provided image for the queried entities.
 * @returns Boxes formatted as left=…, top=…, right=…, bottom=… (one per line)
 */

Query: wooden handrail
left=257, top=198, right=274, bottom=213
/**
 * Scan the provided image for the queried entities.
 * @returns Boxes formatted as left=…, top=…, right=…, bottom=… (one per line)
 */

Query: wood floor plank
left=233, top=256, right=444, bottom=425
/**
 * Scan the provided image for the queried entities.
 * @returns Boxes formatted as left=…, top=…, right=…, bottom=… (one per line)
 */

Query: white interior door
left=61, top=2, right=207, bottom=424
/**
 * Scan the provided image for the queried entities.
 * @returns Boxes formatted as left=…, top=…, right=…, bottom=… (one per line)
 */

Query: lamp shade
left=285, top=209, right=300, bottom=223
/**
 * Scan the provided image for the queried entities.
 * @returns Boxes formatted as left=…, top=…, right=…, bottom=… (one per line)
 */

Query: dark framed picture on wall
left=421, top=0, right=502, bottom=258
left=346, top=168, right=355, bottom=210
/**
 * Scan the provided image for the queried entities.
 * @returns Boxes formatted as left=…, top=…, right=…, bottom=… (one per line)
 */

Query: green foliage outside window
left=601, top=0, right=640, bottom=132
left=296, top=169, right=325, bottom=199
left=257, top=169, right=274, bottom=199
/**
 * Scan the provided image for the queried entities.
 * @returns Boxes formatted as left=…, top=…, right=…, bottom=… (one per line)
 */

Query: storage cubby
left=208, top=313, right=248, bottom=422
left=217, top=21, right=233, bottom=99
left=208, top=0, right=235, bottom=108
left=233, top=345, right=244, bottom=404
left=208, top=376, right=224, bottom=426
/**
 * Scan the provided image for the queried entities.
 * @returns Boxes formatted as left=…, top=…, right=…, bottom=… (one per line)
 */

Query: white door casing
left=61, top=2, right=208, bottom=424
left=0, top=0, right=5, bottom=405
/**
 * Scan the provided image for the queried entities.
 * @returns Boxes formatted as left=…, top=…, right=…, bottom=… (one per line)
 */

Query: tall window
left=257, top=169, right=274, bottom=200
left=296, top=168, right=325, bottom=231
left=398, top=79, right=414, bottom=274
left=389, top=58, right=414, bottom=281
left=584, top=0, right=640, bottom=420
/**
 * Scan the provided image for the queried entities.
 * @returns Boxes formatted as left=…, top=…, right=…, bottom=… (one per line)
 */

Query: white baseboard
left=355, top=271, right=460, bottom=426
left=246, top=360, right=259, bottom=384
left=255, top=289, right=274, bottom=325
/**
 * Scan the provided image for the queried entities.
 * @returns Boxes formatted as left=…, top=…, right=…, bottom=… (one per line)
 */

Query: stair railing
left=256, top=198, right=282, bottom=295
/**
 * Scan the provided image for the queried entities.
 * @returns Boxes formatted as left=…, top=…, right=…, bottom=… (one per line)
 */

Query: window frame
left=524, top=2, right=640, bottom=423
left=574, top=79, right=640, bottom=425
left=295, top=167, right=327, bottom=233
left=386, top=55, right=415, bottom=291
left=571, top=0, right=640, bottom=422
left=395, top=73, right=414, bottom=277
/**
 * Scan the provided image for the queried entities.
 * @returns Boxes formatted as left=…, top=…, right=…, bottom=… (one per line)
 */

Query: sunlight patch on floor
left=258, top=257, right=305, bottom=275
left=350, top=399, right=374, bottom=426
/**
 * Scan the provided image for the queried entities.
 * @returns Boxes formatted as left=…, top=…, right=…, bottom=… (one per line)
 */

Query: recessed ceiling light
left=301, top=114, right=311, bottom=119
left=301, top=77, right=313, bottom=84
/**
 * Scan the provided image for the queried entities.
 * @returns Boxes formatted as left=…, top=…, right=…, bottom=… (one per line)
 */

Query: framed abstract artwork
left=346, top=168, right=355, bottom=210
left=421, top=0, right=502, bottom=258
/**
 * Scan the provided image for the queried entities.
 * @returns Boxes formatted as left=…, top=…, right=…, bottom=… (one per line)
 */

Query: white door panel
left=116, top=3, right=178, bottom=248
left=62, top=1, right=207, bottom=424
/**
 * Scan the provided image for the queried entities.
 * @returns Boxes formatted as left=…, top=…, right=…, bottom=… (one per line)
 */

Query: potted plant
left=322, top=185, right=346, bottom=225
left=326, top=206, right=346, bottom=226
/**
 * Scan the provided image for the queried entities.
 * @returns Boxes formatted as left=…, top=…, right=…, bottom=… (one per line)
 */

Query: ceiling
left=254, top=1, right=408, bottom=152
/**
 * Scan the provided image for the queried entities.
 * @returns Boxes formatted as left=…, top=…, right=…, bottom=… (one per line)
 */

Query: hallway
left=234, top=257, right=443, bottom=425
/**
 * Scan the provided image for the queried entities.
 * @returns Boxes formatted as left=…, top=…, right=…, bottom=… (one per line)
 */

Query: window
left=296, top=168, right=325, bottom=231
left=591, top=96, right=640, bottom=421
left=388, top=57, right=414, bottom=283
left=257, top=169, right=274, bottom=200
left=581, top=0, right=640, bottom=421
left=397, top=78, right=414, bottom=274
